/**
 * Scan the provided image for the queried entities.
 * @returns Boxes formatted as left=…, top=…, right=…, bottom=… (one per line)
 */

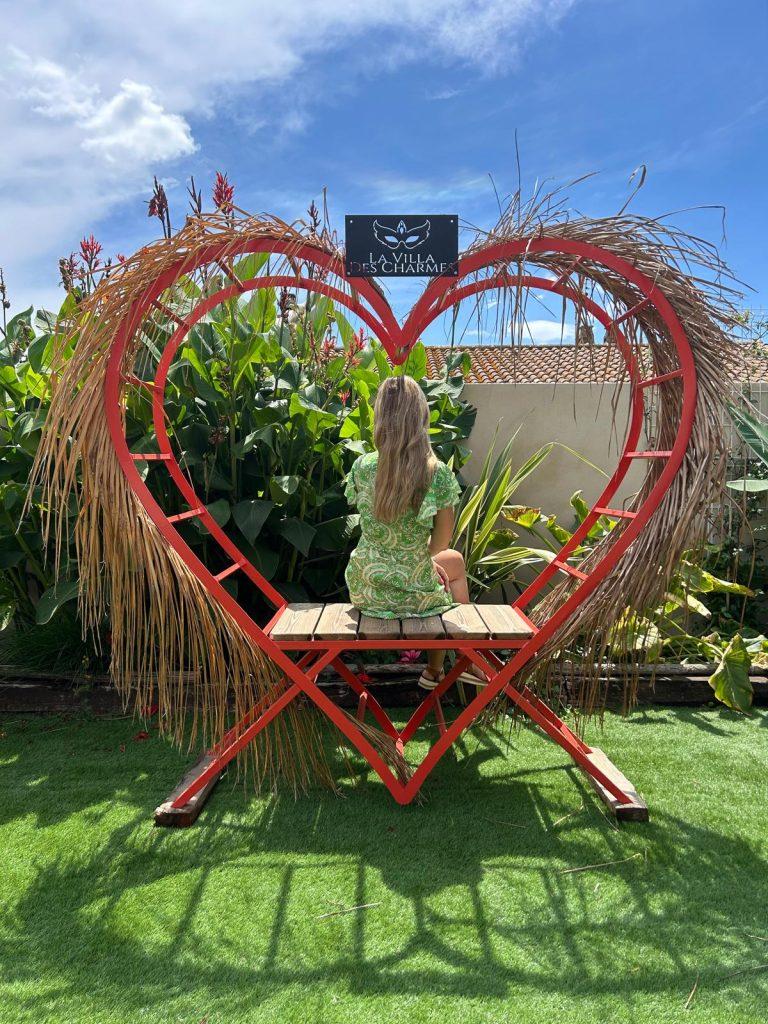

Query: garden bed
left=2, top=662, right=766, bottom=715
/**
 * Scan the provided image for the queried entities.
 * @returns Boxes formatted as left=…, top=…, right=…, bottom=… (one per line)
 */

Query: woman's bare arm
left=429, top=507, right=454, bottom=555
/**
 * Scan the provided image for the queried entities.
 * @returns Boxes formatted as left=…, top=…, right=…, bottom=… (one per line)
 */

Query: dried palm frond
left=461, top=181, right=747, bottom=716
left=30, top=178, right=747, bottom=790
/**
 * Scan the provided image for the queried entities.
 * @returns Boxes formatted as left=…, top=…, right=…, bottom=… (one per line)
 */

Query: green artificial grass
left=1, top=706, right=767, bottom=1024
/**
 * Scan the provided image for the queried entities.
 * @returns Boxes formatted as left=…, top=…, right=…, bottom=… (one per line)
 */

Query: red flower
left=79, top=234, right=102, bottom=267
left=140, top=703, right=159, bottom=717
left=321, top=337, right=336, bottom=360
left=399, top=650, right=421, bottom=664
left=132, top=730, right=150, bottom=742
left=146, top=176, right=171, bottom=237
left=339, top=389, right=350, bottom=406
left=116, top=253, right=127, bottom=264
left=349, top=327, right=366, bottom=356
left=357, top=672, right=373, bottom=684
left=213, top=171, right=235, bottom=213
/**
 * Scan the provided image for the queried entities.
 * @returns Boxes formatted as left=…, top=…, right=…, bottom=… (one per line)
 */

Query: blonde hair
left=372, top=375, right=437, bottom=522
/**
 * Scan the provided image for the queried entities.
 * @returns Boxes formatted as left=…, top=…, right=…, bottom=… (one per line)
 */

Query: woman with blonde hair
left=344, top=374, right=486, bottom=689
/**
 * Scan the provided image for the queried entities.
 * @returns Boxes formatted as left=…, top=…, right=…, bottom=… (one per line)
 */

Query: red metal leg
left=461, top=649, right=639, bottom=809
left=170, top=681, right=303, bottom=808
left=170, top=650, right=337, bottom=809
left=433, top=697, right=447, bottom=736
left=331, top=656, right=400, bottom=740
left=399, top=654, right=471, bottom=745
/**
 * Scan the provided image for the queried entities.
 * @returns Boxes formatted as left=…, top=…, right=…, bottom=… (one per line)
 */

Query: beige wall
left=460, top=381, right=648, bottom=525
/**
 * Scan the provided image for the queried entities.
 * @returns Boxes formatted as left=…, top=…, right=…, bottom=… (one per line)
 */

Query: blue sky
left=1, top=0, right=766, bottom=342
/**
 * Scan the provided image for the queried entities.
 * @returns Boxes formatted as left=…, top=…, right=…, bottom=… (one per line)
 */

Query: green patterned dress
left=344, top=451, right=462, bottom=619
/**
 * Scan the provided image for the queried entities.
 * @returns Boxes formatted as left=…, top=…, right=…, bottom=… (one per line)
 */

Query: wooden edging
left=1, top=663, right=766, bottom=715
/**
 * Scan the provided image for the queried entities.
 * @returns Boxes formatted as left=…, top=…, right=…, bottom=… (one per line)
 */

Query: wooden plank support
left=441, top=604, right=488, bottom=639
left=551, top=257, right=584, bottom=290
left=270, top=602, right=324, bottom=641
left=475, top=604, right=533, bottom=640
left=402, top=615, right=445, bottom=640
left=314, top=603, right=360, bottom=640
left=356, top=690, right=368, bottom=722
left=154, top=752, right=223, bottom=828
left=582, top=748, right=649, bottom=822
left=358, top=615, right=400, bottom=640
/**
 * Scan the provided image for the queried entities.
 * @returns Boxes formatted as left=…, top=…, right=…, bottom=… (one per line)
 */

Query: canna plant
left=0, top=245, right=477, bottom=642
left=0, top=298, right=83, bottom=636
left=120, top=256, right=477, bottom=617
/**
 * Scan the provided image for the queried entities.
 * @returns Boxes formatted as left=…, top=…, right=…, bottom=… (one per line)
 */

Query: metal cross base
left=154, top=651, right=648, bottom=827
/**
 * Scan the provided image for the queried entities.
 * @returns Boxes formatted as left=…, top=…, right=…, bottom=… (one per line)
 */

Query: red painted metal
left=104, top=235, right=698, bottom=810
left=167, top=507, right=204, bottom=523
left=639, top=369, right=684, bottom=387
left=593, top=506, right=637, bottom=520
left=553, top=559, right=590, bottom=581
left=625, top=450, right=673, bottom=458
left=608, top=295, right=652, bottom=329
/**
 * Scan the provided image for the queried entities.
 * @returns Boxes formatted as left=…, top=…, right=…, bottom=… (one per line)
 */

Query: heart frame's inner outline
left=104, top=236, right=696, bottom=809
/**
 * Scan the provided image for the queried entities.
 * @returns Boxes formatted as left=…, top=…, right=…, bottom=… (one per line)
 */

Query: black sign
left=345, top=214, right=458, bottom=277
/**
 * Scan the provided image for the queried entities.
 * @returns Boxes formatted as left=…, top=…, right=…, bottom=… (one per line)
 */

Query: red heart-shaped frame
left=104, top=236, right=696, bottom=804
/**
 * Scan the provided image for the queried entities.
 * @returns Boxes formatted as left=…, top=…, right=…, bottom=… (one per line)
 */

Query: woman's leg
left=426, top=548, right=470, bottom=676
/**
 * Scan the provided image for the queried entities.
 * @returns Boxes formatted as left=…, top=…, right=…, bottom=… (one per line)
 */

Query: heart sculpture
left=102, top=234, right=696, bottom=807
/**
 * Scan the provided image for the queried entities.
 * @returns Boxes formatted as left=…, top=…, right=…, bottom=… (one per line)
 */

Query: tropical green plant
left=703, top=401, right=768, bottom=635
left=0, top=296, right=83, bottom=635
left=726, top=401, right=768, bottom=494
left=125, top=264, right=476, bottom=616
left=451, top=430, right=609, bottom=601
left=506, top=494, right=762, bottom=712
left=0, top=251, right=477, bottom=645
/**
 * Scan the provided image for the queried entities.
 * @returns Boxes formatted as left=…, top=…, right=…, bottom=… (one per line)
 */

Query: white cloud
left=0, top=0, right=578, bottom=309
left=521, top=319, right=576, bottom=344
left=12, top=49, right=98, bottom=119
left=81, top=80, right=195, bottom=165
left=10, top=50, right=195, bottom=167
left=367, top=173, right=491, bottom=206
left=426, top=87, right=462, bottom=101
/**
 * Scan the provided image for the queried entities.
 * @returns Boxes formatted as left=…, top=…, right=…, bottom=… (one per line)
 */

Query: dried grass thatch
left=30, top=179, right=747, bottom=789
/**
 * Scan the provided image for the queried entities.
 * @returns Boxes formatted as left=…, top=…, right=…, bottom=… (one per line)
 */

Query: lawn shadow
left=3, top=709, right=768, bottom=1019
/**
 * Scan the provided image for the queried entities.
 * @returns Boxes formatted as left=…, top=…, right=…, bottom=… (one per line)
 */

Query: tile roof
left=424, top=343, right=768, bottom=384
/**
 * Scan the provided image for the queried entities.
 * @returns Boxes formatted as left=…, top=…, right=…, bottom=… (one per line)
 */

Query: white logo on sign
left=372, top=218, right=431, bottom=250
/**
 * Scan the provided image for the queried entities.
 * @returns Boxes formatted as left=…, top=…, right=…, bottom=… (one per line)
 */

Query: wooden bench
left=269, top=602, right=534, bottom=642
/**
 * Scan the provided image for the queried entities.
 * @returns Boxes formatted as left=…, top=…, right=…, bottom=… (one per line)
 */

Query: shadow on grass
left=2, top=708, right=768, bottom=1020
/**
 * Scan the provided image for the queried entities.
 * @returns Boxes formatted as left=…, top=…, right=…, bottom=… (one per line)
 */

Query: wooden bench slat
left=402, top=615, right=445, bottom=639
left=441, top=604, right=488, bottom=639
left=271, top=601, right=533, bottom=643
left=314, top=603, right=360, bottom=640
left=474, top=604, right=532, bottom=639
left=358, top=615, right=401, bottom=639
left=270, top=602, right=324, bottom=640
